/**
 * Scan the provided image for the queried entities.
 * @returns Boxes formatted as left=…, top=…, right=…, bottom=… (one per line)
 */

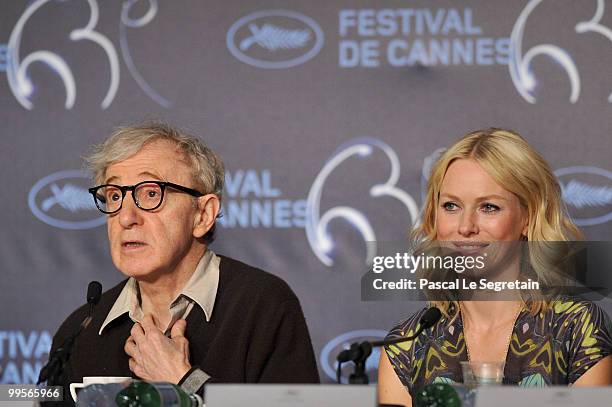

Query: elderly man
left=48, top=122, right=319, bottom=402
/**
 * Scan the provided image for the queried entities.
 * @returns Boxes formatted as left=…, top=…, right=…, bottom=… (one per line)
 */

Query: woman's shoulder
left=544, top=297, right=612, bottom=383
left=537, top=297, right=611, bottom=339
left=547, top=297, right=611, bottom=325
left=544, top=297, right=611, bottom=354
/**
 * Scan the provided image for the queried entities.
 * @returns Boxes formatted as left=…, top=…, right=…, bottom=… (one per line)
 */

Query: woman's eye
left=482, top=203, right=500, bottom=212
left=442, top=202, right=458, bottom=211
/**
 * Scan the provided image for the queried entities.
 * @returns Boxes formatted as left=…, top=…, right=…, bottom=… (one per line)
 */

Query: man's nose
left=458, top=211, right=478, bottom=237
left=118, top=192, right=143, bottom=228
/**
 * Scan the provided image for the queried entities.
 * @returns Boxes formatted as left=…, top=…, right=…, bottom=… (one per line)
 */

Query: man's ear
left=193, top=194, right=220, bottom=239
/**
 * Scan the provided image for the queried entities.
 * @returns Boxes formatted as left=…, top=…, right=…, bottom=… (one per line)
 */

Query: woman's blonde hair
left=414, top=128, right=583, bottom=318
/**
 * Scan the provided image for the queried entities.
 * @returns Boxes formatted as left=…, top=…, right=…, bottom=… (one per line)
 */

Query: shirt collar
left=99, top=249, right=220, bottom=335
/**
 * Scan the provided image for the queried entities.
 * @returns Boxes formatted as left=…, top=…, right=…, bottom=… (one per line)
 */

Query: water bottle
left=413, top=383, right=476, bottom=407
left=115, top=380, right=203, bottom=407
left=76, top=382, right=127, bottom=407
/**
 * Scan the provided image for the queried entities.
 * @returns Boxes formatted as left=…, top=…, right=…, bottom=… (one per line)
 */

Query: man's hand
left=124, top=314, right=191, bottom=383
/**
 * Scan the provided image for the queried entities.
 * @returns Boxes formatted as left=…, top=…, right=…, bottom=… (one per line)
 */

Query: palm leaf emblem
left=240, top=23, right=311, bottom=51
left=41, top=183, right=96, bottom=212
left=561, top=179, right=612, bottom=208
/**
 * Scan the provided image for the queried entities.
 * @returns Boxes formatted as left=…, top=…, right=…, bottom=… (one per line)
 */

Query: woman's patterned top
left=384, top=299, right=612, bottom=394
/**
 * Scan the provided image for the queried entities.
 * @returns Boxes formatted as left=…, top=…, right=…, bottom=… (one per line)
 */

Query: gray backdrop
left=1, top=0, right=611, bottom=384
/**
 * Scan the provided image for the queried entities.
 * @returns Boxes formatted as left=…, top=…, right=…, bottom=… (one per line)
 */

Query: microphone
left=87, top=281, right=102, bottom=304
left=336, top=307, right=442, bottom=384
left=38, top=281, right=103, bottom=385
left=82, top=281, right=103, bottom=329
left=372, top=307, right=441, bottom=347
left=418, top=306, right=442, bottom=329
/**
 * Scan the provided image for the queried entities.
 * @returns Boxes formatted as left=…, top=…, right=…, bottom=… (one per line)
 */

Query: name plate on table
left=476, top=386, right=612, bottom=407
left=206, top=384, right=376, bottom=407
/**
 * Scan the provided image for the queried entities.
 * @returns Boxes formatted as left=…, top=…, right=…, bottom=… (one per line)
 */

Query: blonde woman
left=378, top=128, right=612, bottom=406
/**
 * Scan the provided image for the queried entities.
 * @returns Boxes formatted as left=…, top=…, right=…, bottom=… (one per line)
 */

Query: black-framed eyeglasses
left=88, top=181, right=204, bottom=214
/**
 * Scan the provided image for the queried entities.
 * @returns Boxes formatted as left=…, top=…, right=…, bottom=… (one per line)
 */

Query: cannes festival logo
left=510, top=0, right=612, bottom=103
left=5, top=0, right=169, bottom=109
left=306, top=138, right=419, bottom=267
left=555, top=166, right=612, bottom=226
left=320, top=329, right=387, bottom=384
left=28, top=170, right=105, bottom=230
left=227, top=10, right=324, bottom=69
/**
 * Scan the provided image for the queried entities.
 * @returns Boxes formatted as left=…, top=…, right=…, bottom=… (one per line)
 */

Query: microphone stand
left=337, top=327, right=426, bottom=385
left=336, top=307, right=441, bottom=385
left=38, top=281, right=102, bottom=386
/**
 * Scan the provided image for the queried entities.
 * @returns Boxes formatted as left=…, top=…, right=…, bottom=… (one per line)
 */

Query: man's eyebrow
left=138, top=171, right=163, bottom=180
left=105, top=175, right=119, bottom=184
left=104, top=171, right=163, bottom=184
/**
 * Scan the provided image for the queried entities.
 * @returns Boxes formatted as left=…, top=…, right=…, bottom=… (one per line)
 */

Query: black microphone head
left=419, top=307, right=442, bottom=330
left=87, top=281, right=102, bottom=305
